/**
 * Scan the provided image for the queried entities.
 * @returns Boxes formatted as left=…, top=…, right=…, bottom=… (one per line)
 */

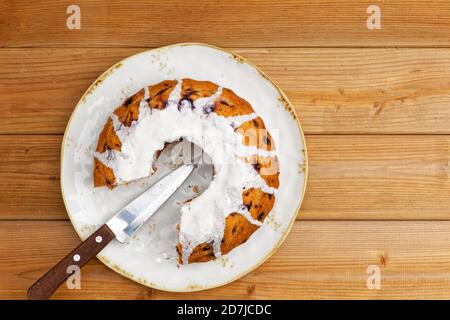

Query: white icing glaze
left=95, top=80, right=278, bottom=264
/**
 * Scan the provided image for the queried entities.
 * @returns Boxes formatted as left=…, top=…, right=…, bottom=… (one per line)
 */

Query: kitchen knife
left=27, top=163, right=195, bottom=300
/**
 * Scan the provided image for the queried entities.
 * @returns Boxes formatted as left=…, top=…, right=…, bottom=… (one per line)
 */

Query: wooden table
left=2, top=0, right=450, bottom=299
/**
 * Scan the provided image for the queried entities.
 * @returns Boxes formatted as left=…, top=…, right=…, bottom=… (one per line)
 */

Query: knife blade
left=28, top=163, right=195, bottom=300
left=107, top=163, right=195, bottom=243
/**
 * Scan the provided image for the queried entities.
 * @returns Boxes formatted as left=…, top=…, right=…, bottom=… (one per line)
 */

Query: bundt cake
left=93, top=78, right=280, bottom=264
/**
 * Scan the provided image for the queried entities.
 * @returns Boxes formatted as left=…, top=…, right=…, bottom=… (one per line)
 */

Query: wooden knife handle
left=27, top=224, right=115, bottom=300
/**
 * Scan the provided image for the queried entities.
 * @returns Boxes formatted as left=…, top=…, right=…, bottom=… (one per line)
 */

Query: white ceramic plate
left=61, top=43, right=307, bottom=292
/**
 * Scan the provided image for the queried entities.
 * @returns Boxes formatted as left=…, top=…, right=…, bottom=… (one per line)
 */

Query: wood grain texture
left=4, top=220, right=450, bottom=300
left=27, top=224, right=115, bottom=300
left=304, top=135, right=450, bottom=220
left=2, top=0, right=450, bottom=300
left=4, top=135, right=450, bottom=220
left=3, top=48, right=450, bottom=134
left=0, top=135, right=63, bottom=219
left=2, top=1, right=450, bottom=48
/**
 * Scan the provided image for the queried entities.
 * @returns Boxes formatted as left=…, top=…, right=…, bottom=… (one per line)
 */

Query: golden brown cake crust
left=242, top=188, right=275, bottom=222
left=180, top=78, right=219, bottom=102
left=214, top=88, right=254, bottom=117
left=177, top=242, right=216, bottom=264
left=114, top=91, right=142, bottom=127
left=96, top=117, right=121, bottom=153
left=236, top=116, right=275, bottom=151
left=93, top=157, right=116, bottom=188
left=221, top=213, right=259, bottom=256
left=94, top=117, right=120, bottom=189
left=243, top=155, right=280, bottom=189
left=149, top=80, right=177, bottom=110
left=93, top=78, right=280, bottom=263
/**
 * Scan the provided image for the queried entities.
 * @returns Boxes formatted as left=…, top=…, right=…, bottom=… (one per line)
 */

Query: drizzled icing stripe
left=241, top=182, right=277, bottom=195
left=139, top=86, right=150, bottom=109
left=234, top=145, right=278, bottom=158
left=235, top=205, right=263, bottom=226
left=227, top=113, right=258, bottom=128
left=192, top=86, right=223, bottom=110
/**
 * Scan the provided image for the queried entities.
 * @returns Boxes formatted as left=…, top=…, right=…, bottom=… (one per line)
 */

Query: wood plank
left=3, top=48, right=450, bottom=134
left=0, top=135, right=63, bottom=219
left=304, top=135, right=450, bottom=219
left=2, top=1, right=450, bottom=47
left=3, top=135, right=450, bottom=220
left=4, top=220, right=450, bottom=299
